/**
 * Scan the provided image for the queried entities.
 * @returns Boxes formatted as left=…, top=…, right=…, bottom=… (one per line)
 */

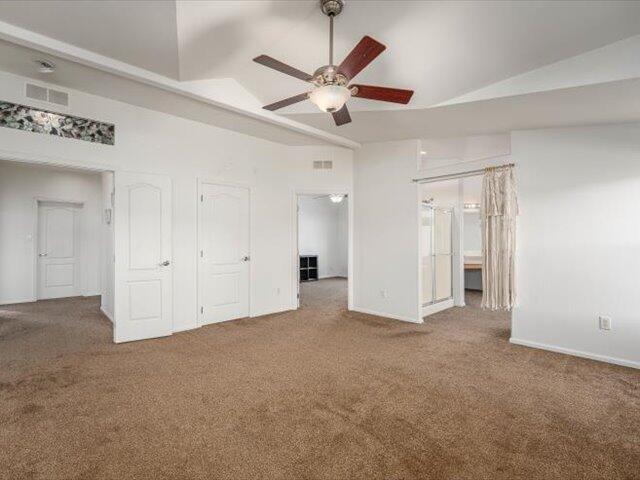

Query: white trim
left=292, top=188, right=353, bottom=311
left=351, top=306, right=423, bottom=324
left=196, top=178, right=252, bottom=328
left=509, top=337, right=640, bottom=370
left=0, top=20, right=360, bottom=150
left=100, top=305, right=114, bottom=323
left=421, top=298, right=454, bottom=318
left=0, top=297, right=36, bottom=306
left=0, top=148, right=116, bottom=173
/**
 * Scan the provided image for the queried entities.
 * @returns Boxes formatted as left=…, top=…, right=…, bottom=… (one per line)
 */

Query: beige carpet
left=1, top=279, right=638, bottom=479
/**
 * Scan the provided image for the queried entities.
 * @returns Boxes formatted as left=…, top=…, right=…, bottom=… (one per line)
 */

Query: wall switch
left=598, top=316, right=612, bottom=331
left=380, top=289, right=388, bottom=299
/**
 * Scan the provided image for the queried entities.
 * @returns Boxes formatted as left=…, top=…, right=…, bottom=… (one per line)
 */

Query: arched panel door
left=198, top=183, right=250, bottom=325
left=114, top=172, right=172, bottom=343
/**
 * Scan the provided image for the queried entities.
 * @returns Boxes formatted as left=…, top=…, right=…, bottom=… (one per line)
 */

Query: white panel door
left=37, top=202, right=81, bottom=299
left=199, top=183, right=250, bottom=325
left=114, top=172, right=172, bottom=343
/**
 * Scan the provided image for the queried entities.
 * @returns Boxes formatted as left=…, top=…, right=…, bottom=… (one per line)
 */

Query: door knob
left=159, top=260, right=170, bottom=266
left=38, top=253, right=48, bottom=257
left=241, top=256, right=250, bottom=262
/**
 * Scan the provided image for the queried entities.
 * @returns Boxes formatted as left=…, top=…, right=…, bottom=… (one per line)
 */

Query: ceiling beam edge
left=0, top=20, right=361, bottom=150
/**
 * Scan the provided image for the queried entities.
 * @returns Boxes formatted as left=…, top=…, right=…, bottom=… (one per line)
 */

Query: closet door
left=198, top=183, right=250, bottom=325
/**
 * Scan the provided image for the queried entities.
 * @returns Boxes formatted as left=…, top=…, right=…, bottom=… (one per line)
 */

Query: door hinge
left=200, top=250, right=203, bottom=258
left=200, top=306, right=203, bottom=314
left=297, top=293, right=300, bottom=299
left=200, top=194, right=203, bottom=202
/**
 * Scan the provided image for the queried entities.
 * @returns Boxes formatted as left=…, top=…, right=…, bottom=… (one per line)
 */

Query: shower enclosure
left=421, top=203, right=453, bottom=308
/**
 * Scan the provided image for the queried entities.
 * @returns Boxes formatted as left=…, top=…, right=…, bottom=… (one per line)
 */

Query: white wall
left=336, top=197, right=348, bottom=277
left=420, top=178, right=459, bottom=205
left=0, top=70, right=353, bottom=332
left=462, top=176, right=482, bottom=254
left=298, top=196, right=348, bottom=278
left=0, top=160, right=103, bottom=304
left=353, top=139, right=422, bottom=322
left=100, top=171, right=114, bottom=320
left=511, top=124, right=640, bottom=368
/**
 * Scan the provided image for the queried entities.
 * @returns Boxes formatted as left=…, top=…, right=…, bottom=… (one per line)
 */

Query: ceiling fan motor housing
left=312, top=65, right=348, bottom=87
left=321, top=0, right=344, bottom=17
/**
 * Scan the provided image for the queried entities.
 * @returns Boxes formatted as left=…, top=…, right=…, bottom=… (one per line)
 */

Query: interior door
left=37, top=201, right=81, bottom=299
left=199, top=183, right=250, bottom=325
left=114, top=172, right=172, bottom=343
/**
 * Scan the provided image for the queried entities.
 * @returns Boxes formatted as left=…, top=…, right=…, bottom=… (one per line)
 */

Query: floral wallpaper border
left=0, top=100, right=115, bottom=145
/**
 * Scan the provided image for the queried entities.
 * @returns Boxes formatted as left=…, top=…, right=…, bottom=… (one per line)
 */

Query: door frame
left=196, top=178, right=252, bottom=327
left=33, top=197, right=85, bottom=301
left=291, top=188, right=354, bottom=311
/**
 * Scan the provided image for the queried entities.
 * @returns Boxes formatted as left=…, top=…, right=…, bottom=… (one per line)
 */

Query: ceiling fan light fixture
left=309, top=85, right=351, bottom=113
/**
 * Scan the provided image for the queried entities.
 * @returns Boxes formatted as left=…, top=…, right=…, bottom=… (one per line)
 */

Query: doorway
left=418, top=174, right=487, bottom=315
left=295, top=193, right=349, bottom=310
left=0, top=158, right=114, bottom=336
left=461, top=176, right=483, bottom=304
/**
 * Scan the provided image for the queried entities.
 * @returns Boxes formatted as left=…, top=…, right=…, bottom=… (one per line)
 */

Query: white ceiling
left=0, top=1, right=180, bottom=78
left=0, top=1, right=640, bottom=145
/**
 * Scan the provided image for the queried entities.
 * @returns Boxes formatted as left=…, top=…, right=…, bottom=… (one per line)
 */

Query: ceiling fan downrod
left=321, top=0, right=345, bottom=66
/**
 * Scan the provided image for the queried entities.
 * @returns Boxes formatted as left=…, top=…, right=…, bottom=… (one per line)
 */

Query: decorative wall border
left=0, top=100, right=115, bottom=145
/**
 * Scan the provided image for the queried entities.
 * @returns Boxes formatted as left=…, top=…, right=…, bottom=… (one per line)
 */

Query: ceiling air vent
left=25, top=83, right=47, bottom=102
left=48, top=89, right=69, bottom=107
left=25, top=83, right=70, bottom=108
left=313, top=160, right=333, bottom=170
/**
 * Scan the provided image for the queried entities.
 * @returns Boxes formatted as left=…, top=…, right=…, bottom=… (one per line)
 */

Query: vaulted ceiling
left=1, top=0, right=639, bottom=146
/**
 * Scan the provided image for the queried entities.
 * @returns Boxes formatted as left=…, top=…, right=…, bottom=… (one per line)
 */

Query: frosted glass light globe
left=309, top=85, right=351, bottom=113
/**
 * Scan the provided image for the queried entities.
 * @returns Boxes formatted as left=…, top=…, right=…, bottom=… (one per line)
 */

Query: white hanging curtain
left=481, top=165, right=518, bottom=310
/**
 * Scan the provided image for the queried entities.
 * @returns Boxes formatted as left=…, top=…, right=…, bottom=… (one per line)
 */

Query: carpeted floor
left=1, top=278, right=638, bottom=479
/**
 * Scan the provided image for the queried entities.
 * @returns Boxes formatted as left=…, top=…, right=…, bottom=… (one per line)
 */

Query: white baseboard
left=100, top=306, right=114, bottom=323
left=350, top=306, right=422, bottom=324
left=509, top=337, right=640, bottom=370
left=0, top=297, right=36, bottom=306
left=422, top=299, right=454, bottom=318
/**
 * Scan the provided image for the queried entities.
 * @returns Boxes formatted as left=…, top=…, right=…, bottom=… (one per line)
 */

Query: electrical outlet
left=380, top=289, right=388, bottom=299
left=598, top=316, right=612, bottom=331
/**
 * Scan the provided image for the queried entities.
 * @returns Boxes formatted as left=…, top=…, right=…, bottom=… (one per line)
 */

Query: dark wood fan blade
left=263, top=92, right=309, bottom=111
left=253, top=55, right=313, bottom=82
left=351, top=84, right=414, bottom=104
left=337, top=36, right=386, bottom=81
left=332, top=104, right=351, bottom=126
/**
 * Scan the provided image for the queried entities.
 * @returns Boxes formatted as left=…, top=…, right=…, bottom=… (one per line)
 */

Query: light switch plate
left=598, top=316, right=612, bottom=331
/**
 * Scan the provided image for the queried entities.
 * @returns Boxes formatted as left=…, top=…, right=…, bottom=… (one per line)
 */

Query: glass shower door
left=421, top=205, right=433, bottom=305
left=434, top=208, right=453, bottom=301
left=422, top=205, right=453, bottom=306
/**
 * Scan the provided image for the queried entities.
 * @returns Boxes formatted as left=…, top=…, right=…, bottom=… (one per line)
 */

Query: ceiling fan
left=253, top=0, right=414, bottom=126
